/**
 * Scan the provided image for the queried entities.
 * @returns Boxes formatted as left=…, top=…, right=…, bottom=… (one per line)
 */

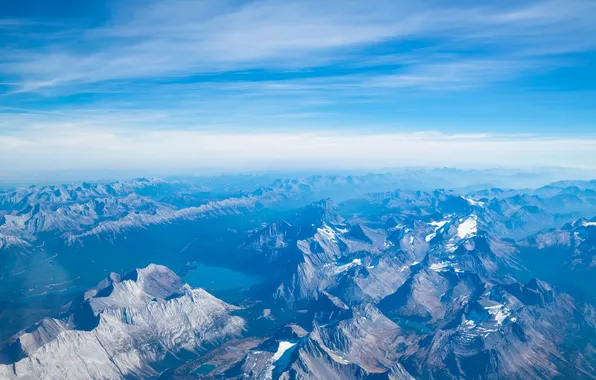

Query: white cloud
left=0, top=0, right=595, bottom=176
left=1, top=128, right=595, bottom=174
left=1, top=0, right=595, bottom=92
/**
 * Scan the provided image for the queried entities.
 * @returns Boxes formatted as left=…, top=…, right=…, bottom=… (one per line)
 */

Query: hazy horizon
left=2, top=0, right=596, bottom=174
left=1, top=166, right=595, bottom=191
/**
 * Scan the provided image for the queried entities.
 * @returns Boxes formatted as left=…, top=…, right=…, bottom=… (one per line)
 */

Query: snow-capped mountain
left=242, top=195, right=521, bottom=308
left=2, top=175, right=596, bottom=379
left=0, top=264, right=245, bottom=379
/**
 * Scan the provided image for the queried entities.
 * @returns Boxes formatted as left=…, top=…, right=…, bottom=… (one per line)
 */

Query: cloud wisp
left=1, top=0, right=595, bottom=93
left=1, top=0, right=596, bottom=174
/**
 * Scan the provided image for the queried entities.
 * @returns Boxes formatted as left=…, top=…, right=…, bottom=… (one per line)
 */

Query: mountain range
left=1, top=172, right=596, bottom=379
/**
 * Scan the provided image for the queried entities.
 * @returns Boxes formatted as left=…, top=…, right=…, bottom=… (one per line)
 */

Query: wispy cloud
left=1, top=0, right=596, bottom=174
left=1, top=0, right=595, bottom=93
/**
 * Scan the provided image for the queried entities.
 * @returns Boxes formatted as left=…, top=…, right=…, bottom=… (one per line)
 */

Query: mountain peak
left=299, top=198, right=344, bottom=225
left=0, top=264, right=245, bottom=378
left=85, top=264, right=185, bottom=315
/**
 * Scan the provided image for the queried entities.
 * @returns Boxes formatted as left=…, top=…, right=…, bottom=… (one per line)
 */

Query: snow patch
left=485, top=304, right=511, bottom=325
left=425, top=220, right=448, bottom=242
left=334, top=259, right=362, bottom=274
left=272, top=341, right=297, bottom=362
left=429, top=262, right=451, bottom=272
left=388, top=224, right=404, bottom=232
left=462, top=317, right=476, bottom=329
left=317, top=224, right=337, bottom=242
left=430, top=220, right=448, bottom=228
left=457, top=217, right=477, bottom=239
left=327, top=351, right=350, bottom=365
left=401, top=261, right=420, bottom=272
left=463, top=196, right=485, bottom=207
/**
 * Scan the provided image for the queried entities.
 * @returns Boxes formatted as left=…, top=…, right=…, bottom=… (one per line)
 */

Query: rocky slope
left=0, top=264, right=245, bottom=379
left=3, top=177, right=596, bottom=379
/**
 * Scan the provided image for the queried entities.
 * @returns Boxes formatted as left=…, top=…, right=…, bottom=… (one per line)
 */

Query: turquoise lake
left=183, top=264, right=263, bottom=290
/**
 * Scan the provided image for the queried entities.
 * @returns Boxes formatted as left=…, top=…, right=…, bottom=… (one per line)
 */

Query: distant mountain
left=0, top=177, right=314, bottom=249
left=518, top=217, right=596, bottom=301
left=3, top=176, right=594, bottom=250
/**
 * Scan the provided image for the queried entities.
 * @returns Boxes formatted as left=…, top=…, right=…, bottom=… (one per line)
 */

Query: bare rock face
left=228, top=305, right=414, bottom=380
left=228, top=194, right=596, bottom=380
left=3, top=179, right=596, bottom=379
left=0, top=264, right=245, bottom=380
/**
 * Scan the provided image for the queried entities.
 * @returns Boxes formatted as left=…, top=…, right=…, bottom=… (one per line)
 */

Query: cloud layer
left=3, top=0, right=596, bottom=92
left=1, top=0, right=596, bottom=174
left=2, top=128, right=595, bottom=174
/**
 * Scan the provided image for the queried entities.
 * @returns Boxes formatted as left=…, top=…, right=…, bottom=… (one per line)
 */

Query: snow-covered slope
left=0, top=264, right=245, bottom=380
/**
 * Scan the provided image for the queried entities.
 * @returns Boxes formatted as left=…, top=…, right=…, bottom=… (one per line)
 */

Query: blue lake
left=193, top=363, right=216, bottom=375
left=183, top=264, right=263, bottom=290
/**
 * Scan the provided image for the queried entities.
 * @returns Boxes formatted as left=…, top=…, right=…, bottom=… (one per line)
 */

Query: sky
left=1, top=0, right=596, bottom=176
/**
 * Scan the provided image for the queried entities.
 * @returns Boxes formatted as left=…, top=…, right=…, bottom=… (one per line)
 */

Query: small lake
left=396, top=318, right=432, bottom=334
left=193, top=363, right=216, bottom=375
left=183, top=264, right=263, bottom=290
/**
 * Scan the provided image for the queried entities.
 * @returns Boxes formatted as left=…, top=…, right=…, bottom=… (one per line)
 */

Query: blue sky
left=1, top=0, right=596, bottom=174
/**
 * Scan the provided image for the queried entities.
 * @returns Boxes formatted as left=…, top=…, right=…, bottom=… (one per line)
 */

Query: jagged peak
left=258, top=219, right=293, bottom=235
left=504, top=278, right=555, bottom=307
left=297, top=198, right=344, bottom=226
left=124, top=264, right=184, bottom=298
left=571, top=217, right=596, bottom=229
left=83, top=264, right=185, bottom=315
left=320, top=290, right=349, bottom=310
left=526, top=278, right=553, bottom=295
